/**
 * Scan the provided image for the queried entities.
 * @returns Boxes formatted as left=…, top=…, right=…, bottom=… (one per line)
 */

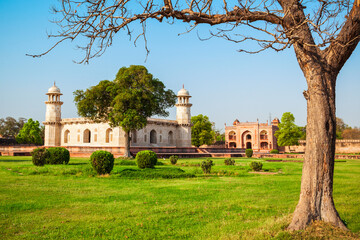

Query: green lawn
left=0, top=156, right=359, bottom=239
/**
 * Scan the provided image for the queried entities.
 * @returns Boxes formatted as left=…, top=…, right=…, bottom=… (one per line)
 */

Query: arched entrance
left=260, top=142, right=269, bottom=149
left=150, top=130, right=157, bottom=144
left=242, top=131, right=253, bottom=149
left=229, top=142, right=237, bottom=148
left=83, top=129, right=91, bottom=143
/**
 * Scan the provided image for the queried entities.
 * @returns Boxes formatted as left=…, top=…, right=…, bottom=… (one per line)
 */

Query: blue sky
left=0, top=0, right=359, bottom=131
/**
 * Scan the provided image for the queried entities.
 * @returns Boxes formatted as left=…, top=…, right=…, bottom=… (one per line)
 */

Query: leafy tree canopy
left=0, top=117, right=26, bottom=138
left=191, top=114, right=215, bottom=147
left=342, top=127, right=360, bottom=139
left=274, top=112, right=302, bottom=147
left=74, top=65, right=176, bottom=156
left=16, top=118, right=43, bottom=145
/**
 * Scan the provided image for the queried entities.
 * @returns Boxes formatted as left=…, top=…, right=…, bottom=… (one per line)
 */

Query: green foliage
left=31, top=148, right=49, bottom=166
left=136, top=150, right=157, bottom=169
left=0, top=117, right=26, bottom=138
left=270, top=149, right=279, bottom=154
left=191, top=114, right=215, bottom=147
left=169, top=155, right=179, bottom=165
left=274, top=112, right=302, bottom=146
left=15, top=118, right=43, bottom=145
left=249, top=161, right=263, bottom=171
left=201, top=159, right=214, bottom=174
left=224, top=158, right=235, bottom=165
left=74, top=66, right=176, bottom=156
left=46, top=147, right=70, bottom=165
left=90, top=150, right=115, bottom=175
left=299, top=126, right=306, bottom=140
left=245, top=149, right=253, bottom=158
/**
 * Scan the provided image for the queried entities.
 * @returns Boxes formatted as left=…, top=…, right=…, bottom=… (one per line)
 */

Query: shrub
left=46, top=147, right=70, bottom=165
left=249, top=161, right=263, bottom=171
left=136, top=150, right=157, bottom=169
left=245, top=149, right=253, bottom=158
left=148, top=151, right=158, bottom=166
left=201, top=159, right=214, bottom=174
left=169, top=155, right=179, bottom=165
left=31, top=148, right=49, bottom=166
left=270, top=149, right=279, bottom=154
left=90, top=150, right=115, bottom=175
left=224, top=158, right=235, bottom=165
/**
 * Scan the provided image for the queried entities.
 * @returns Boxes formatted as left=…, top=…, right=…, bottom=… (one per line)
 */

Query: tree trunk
left=288, top=68, right=347, bottom=230
left=123, top=130, right=132, bottom=158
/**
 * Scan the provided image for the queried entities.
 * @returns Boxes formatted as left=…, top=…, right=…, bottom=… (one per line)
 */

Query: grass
left=0, top=156, right=359, bottom=239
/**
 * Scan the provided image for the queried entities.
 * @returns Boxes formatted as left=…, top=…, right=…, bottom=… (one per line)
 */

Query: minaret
left=43, top=82, right=63, bottom=146
left=176, top=84, right=192, bottom=125
left=176, top=85, right=192, bottom=147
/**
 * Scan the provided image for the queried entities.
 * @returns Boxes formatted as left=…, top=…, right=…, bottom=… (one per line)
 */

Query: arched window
left=168, top=131, right=174, bottom=144
left=260, top=130, right=268, bottom=140
left=106, top=128, right=113, bottom=143
left=64, top=130, right=70, bottom=143
left=84, top=129, right=91, bottom=143
left=229, top=131, right=236, bottom=140
left=131, top=130, right=137, bottom=143
left=150, top=130, right=157, bottom=144
left=246, top=134, right=252, bottom=140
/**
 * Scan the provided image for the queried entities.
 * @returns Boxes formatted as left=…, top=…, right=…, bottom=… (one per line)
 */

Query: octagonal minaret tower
left=176, top=85, right=192, bottom=147
left=43, top=83, right=63, bottom=146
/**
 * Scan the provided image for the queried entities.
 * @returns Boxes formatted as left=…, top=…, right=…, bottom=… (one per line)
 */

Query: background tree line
left=0, top=117, right=44, bottom=145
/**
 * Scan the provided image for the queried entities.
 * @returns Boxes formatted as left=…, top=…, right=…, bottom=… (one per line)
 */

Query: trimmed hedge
left=224, top=158, right=235, bottom=165
left=249, top=161, right=263, bottom=171
left=245, top=149, right=253, bottom=158
left=90, top=150, right=115, bottom=175
left=270, top=149, right=279, bottom=154
left=201, top=159, right=214, bottom=174
left=46, top=147, right=70, bottom=165
left=136, top=150, right=158, bottom=169
left=169, top=155, right=179, bottom=165
left=31, top=148, right=49, bottom=166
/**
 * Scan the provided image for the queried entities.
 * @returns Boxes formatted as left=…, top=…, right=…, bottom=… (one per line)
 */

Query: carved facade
left=225, top=118, right=280, bottom=152
left=43, top=83, right=192, bottom=148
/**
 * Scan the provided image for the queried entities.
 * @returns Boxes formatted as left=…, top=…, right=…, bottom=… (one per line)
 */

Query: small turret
left=44, top=82, right=63, bottom=146
left=175, top=85, right=192, bottom=147
left=176, top=85, right=192, bottom=125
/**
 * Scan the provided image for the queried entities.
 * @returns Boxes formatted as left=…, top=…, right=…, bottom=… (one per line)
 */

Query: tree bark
left=123, top=130, right=132, bottom=158
left=288, top=67, right=347, bottom=230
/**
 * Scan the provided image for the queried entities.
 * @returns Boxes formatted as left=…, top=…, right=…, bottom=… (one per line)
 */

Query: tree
left=336, top=117, right=349, bottom=139
left=0, top=117, right=26, bottom=138
left=342, top=127, right=360, bottom=139
left=212, top=123, right=225, bottom=142
left=275, top=112, right=302, bottom=147
left=32, top=0, right=360, bottom=230
left=191, top=114, right=215, bottom=147
left=74, top=65, right=176, bottom=157
left=16, top=118, right=43, bottom=145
